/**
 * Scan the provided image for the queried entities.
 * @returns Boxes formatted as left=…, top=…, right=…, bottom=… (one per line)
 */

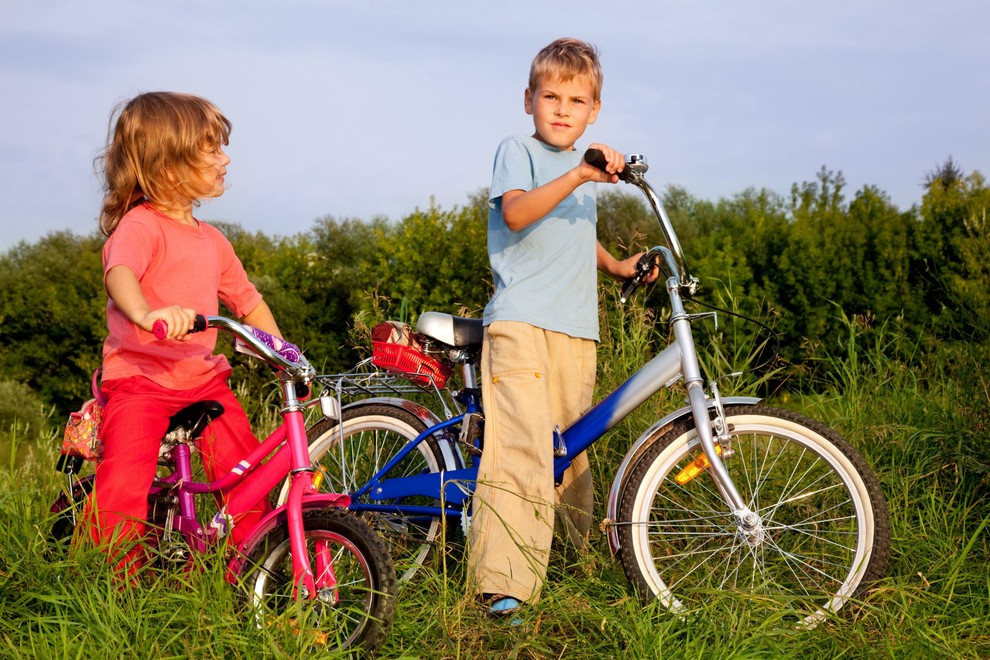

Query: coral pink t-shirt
left=101, top=203, right=263, bottom=389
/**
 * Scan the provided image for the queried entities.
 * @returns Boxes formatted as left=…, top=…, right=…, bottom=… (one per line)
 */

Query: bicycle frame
left=337, top=153, right=763, bottom=545
left=155, top=316, right=351, bottom=599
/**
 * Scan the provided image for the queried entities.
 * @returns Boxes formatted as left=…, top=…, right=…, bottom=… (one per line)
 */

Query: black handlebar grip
left=152, top=314, right=208, bottom=340
left=583, top=149, right=631, bottom=181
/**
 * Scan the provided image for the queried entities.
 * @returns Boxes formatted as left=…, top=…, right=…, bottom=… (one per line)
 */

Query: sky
left=1, top=1, right=987, bottom=250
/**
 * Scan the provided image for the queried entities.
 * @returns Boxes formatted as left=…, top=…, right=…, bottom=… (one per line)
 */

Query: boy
left=467, top=37, right=652, bottom=615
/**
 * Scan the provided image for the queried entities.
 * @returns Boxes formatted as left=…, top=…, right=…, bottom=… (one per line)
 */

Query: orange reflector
left=312, top=467, right=326, bottom=490
left=674, top=444, right=723, bottom=485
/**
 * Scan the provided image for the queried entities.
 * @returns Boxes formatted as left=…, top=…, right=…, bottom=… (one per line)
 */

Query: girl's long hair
left=97, top=92, right=231, bottom=236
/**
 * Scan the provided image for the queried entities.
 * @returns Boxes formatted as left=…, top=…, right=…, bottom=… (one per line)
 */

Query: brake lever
left=620, top=252, right=660, bottom=304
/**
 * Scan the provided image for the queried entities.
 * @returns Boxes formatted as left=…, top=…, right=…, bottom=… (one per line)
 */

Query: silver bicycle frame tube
left=558, top=340, right=682, bottom=459
left=667, top=277, right=751, bottom=519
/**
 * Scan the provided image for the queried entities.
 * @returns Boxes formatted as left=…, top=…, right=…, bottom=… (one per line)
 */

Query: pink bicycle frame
left=156, top=315, right=350, bottom=599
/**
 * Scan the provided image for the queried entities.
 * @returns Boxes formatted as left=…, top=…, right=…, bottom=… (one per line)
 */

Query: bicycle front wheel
left=617, top=405, right=890, bottom=628
left=239, top=508, right=397, bottom=654
left=278, top=403, right=451, bottom=584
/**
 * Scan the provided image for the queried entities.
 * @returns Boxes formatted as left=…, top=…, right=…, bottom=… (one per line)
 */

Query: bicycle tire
left=238, top=508, right=397, bottom=654
left=48, top=474, right=94, bottom=551
left=617, top=405, right=890, bottom=628
left=277, top=403, right=450, bottom=584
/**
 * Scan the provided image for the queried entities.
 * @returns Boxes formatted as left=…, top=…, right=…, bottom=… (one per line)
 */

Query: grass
left=2, top=311, right=989, bottom=658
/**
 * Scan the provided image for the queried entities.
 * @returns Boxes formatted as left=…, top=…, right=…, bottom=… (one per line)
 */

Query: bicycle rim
left=619, top=406, right=888, bottom=628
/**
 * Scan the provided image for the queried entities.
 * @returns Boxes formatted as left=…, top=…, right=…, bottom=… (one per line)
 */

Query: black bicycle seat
left=167, top=400, right=224, bottom=437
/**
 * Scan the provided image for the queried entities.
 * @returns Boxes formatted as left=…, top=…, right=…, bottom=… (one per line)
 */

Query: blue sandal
left=488, top=596, right=521, bottom=615
left=481, top=594, right=523, bottom=625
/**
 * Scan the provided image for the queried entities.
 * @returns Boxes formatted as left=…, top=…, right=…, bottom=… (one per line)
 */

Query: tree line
left=1, top=159, right=987, bottom=419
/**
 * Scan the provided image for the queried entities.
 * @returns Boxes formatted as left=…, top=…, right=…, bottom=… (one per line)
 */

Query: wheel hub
left=736, top=510, right=766, bottom=547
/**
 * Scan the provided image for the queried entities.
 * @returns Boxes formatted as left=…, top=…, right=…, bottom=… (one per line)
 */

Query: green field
left=1, top=317, right=987, bottom=659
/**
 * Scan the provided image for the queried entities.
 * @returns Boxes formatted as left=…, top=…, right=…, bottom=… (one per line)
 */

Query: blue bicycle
left=284, top=150, right=891, bottom=626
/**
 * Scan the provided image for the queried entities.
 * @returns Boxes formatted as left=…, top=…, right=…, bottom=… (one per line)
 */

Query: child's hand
left=581, top=143, right=624, bottom=183
left=628, top=252, right=661, bottom=284
left=611, top=252, right=660, bottom=283
left=145, top=306, right=199, bottom=341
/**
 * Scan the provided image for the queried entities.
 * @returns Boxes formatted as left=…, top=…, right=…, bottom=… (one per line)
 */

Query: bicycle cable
left=682, top=293, right=782, bottom=383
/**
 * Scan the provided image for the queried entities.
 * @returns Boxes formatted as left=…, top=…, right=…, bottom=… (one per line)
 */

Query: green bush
left=0, top=379, right=50, bottom=446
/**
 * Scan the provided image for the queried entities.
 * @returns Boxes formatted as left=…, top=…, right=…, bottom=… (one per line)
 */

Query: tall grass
left=2, top=302, right=988, bottom=658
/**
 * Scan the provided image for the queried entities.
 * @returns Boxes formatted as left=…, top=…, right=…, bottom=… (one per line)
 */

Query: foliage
left=2, top=160, right=988, bottom=427
left=0, top=380, right=48, bottom=440
left=370, top=191, right=491, bottom=321
left=917, top=167, right=990, bottom=339
left=0, top=380, right=49, bottom=468
left=0, top=232, right=105, bottom=414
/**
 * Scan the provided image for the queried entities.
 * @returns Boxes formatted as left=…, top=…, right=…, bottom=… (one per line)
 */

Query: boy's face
left=525, top=74, right=600, bottom=151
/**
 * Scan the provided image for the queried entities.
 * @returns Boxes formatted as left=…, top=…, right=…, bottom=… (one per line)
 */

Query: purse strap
left=91, top=368, right=107, bottom=407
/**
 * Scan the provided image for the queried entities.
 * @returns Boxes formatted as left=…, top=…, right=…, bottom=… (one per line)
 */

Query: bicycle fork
left=283, top=391, right=340, bottom=603
left=285, top=471, right=338, bottom=603
left=667, top=279, right=764, bottom=543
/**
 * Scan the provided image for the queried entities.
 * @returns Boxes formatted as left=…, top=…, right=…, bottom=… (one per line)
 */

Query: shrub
left=0, top=379, right=49, bottom=445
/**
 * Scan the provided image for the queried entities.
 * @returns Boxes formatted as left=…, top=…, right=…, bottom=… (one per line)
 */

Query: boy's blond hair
left=528, top=37, right=603, bottom=100
left=98, top=91, right=231, bottom=236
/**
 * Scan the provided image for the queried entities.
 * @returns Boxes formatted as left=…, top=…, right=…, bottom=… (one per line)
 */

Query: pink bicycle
left=50, top=315, right=397, bottom=653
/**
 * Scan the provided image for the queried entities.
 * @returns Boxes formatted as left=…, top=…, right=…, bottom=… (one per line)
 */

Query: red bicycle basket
left=371, top=341, right=452, bottom=387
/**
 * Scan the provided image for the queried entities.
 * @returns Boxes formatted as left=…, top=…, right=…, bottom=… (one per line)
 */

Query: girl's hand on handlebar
left=147, top=306, right=199, bottom=341
left=580, top=143, right=624, bottom=183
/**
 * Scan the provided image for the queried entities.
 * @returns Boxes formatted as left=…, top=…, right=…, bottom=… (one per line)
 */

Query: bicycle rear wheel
left=617, top=405, right=890, bottom=628
left=278, top=403, right=451, bottom=583
left=239, top=508, right=396, bottom=654
left=48, top=474, right=94, bottom=554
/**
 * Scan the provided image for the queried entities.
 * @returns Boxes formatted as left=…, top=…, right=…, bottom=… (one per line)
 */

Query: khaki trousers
left=467, top=321, right=595, bottom=602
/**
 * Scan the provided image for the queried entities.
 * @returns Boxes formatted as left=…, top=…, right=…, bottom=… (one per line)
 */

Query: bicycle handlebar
left=153, top=315, right=208, bottom=340
left=153, top=315, right=311, bottom=377
left=584, top=148, right=696, bottom=293
left=583, top=148, right=632, bottom=182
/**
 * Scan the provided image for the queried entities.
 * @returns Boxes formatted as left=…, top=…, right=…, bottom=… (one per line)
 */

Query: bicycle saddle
left=167, top=400, right=225, bottom=437
left=415, top=312, right=484, bottom=349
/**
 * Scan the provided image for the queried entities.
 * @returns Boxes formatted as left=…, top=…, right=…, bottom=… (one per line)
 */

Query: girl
left=89, top=91, right=277, bottom=577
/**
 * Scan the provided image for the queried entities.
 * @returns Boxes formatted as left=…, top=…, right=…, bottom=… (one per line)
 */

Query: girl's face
left=194, top=146, right=230, bottom=199
left=524, top=74, right=600, bottom=151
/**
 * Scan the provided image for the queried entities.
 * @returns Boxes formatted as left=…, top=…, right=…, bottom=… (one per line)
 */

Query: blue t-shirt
left=483, top=135, right=600, bottom=341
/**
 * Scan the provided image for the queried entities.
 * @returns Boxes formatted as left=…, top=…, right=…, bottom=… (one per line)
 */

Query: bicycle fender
left=341, top=397, right=463, bottom=470
left=603, top=396, right=761, bottom=555
left=225, top=493, right=350, bottom=583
